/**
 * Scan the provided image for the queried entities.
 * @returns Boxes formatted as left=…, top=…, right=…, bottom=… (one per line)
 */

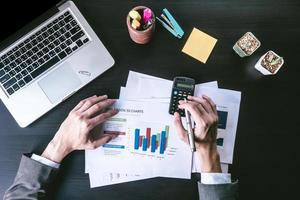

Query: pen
left=184, top=99, right=196, bottom=152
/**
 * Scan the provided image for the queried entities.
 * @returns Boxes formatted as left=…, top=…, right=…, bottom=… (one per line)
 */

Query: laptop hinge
left=57, top=0, right=69, bottom=8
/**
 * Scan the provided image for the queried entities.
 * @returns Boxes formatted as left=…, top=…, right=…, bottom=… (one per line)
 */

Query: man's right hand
left=174, top=95, right=222, bottom=173
left=42, top=95, right=119, bottom=163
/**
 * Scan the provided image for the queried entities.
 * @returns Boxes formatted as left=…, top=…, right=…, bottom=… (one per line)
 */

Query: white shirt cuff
left=201, top=173, right=231, bottom=184
left=31, top=154, right=60, bottom=169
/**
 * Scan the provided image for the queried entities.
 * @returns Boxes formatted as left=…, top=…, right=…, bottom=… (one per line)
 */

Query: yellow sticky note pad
left=182, top=28, right=218, bottom=63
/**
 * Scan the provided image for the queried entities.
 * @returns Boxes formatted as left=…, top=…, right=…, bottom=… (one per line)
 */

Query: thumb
left=174, top=112, right=188, bottom=144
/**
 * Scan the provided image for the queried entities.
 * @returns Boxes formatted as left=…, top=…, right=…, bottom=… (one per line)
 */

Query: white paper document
left=85, top=71, right=241, bottom=188
left=194, top=87, right=241, bottom=164
left=86, top=100, right=192, bottom=177
left=86, top=100, right=193, bottom=187
left=120, top=71, right=231, bottom=171
left=122, top=71, right=218, bottom=101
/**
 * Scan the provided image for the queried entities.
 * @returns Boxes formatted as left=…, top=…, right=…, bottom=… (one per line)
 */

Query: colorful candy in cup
left=129, top=10, right=141, bottom=21
left=143, top=8, right=153, bottom=23
left=131, top=19, right=141, bottom=29
left=129, top=8, right=154, bottom=30
left=127, top=6, right=155, bottom=44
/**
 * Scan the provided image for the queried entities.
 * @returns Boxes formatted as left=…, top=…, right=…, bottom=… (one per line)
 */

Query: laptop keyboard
left=0, top=10, right=90, bottom=96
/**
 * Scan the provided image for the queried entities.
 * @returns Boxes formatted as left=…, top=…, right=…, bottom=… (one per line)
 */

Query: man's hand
left=174, top=95, right=221, bottom=173
left=42, top=95, right=119, bottom=163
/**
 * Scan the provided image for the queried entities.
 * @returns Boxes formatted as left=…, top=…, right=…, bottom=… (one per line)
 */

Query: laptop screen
left=0, top=0, right=60, bottom=43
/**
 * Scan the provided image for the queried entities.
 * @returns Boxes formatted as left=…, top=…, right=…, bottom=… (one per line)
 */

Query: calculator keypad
left=169, top=89, right=193, bottom=117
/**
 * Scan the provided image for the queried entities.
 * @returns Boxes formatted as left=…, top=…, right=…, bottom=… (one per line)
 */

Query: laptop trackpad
left=38, top=64, right=82, bottom=104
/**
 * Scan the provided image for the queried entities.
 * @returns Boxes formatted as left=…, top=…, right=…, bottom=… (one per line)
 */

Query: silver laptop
left=0, top=0, right=114, bottom=127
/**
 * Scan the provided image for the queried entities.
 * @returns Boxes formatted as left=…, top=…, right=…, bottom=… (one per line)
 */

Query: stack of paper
left=85, top=71, right=241, bottom=188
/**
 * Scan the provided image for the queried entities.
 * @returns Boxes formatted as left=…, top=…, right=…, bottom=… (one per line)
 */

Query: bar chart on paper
left=99, top=117, right=179, bottom=159
left=130, top=122, right=171, bottom=155
left=101, top=117, right=128, bottom=151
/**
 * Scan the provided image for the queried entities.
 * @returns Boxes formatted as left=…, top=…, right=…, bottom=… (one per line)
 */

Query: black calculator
left=169, top=77, right=195, bottom=117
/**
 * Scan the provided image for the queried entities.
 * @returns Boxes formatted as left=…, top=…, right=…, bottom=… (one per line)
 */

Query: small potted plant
left=233, top=32, right=261, bottom=57
left=254, top=50, right=284, bottom=75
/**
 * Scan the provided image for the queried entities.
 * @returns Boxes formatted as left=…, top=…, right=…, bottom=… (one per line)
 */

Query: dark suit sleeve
left=198, top=181, right=238, bottom=200
left=3, top=154, right=59, bottom=200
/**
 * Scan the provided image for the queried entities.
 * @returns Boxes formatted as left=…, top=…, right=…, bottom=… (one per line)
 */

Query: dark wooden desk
left=1, top=0, right=299, bottom=199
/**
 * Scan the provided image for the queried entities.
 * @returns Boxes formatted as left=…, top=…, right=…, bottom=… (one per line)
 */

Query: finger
left=188, top=96, right=218, bottom=127
left=179, top=101, right=212, bottom=130
left=187, top=96, right=213, bottom=113
left=72, top=95, right=97, bottom=112
left=202, top=95, right=217, bottom=114
left=195, top=102, right=207, bottom=116
left=89, top=109, right=119, bottom=127
left=174, top=112, right=188, bottom=144
left=178, top=99, right=205, bottom=114
left=193, top=102, right=212, bottom=127
left=178, top=101, right=204, bottom=124
left=78, top=95, right=108, bottom=113
left=87, top=134, right=117, bottom=149
left=85, top=99, right=116, bottom=117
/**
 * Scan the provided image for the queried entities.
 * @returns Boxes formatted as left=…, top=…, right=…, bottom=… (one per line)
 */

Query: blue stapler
left=156, top=8, right=184, bottom=39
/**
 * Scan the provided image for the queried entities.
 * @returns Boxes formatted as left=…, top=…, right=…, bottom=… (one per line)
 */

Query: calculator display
left=176, top=83, right=194, bottom=90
